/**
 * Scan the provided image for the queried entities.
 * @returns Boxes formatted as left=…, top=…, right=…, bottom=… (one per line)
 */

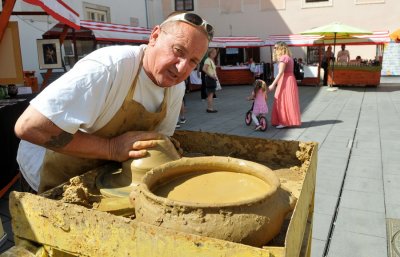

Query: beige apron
left=38, top=56, right=168, bottom=193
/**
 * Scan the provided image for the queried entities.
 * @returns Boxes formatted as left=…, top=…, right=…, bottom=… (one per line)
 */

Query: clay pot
left=121, top=136, right=181, bottom=184
left=134, top=156, right=296, bottom=247
left=96, top=136, right=180, bottom=198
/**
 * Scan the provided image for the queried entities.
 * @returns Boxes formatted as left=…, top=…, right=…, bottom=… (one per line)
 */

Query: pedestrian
left=14, top=12, right=213, bottom=193
left=268, top=41, right=301, bottom=129
left=246, top=79, right=269, bottom=131
left=322, top=45, right=334, bottom=86
left=202, top=48, right=219, bottom=113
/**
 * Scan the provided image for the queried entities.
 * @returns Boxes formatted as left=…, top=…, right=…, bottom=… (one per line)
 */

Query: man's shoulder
left=82, top=45, right=144, bottom=64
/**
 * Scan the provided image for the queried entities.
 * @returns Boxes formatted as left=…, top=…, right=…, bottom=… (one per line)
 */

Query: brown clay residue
left=295, top=142, right=315, bottom=174
left=42, top=170, right=102, bottom=208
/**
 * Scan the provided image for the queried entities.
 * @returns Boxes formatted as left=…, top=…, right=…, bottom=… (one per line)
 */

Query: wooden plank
left=10, top=192, right=272, bottom=257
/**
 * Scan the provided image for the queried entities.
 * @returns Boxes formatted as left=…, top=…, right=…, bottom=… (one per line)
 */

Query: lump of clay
left=122, top=135, right=181, bottom=184
left=97, top=136, right=181, bottom=198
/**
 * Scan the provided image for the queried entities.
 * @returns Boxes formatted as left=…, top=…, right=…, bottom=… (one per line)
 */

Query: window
left=175, top=0, right=194, bottom=11
left=83, top=2, right=110, bottom=22
left=302, top=0, right=332, bottom=8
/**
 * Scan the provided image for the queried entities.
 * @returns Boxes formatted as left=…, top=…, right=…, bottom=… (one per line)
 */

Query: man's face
left=144, top=22, right=209, bottom=87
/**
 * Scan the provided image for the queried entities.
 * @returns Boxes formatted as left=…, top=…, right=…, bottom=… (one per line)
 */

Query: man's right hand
left=108, top=131, right=163, bottom=162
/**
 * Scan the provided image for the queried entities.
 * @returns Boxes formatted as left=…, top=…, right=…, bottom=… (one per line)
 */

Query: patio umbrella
left=389, top=28, right=400, bottom=42
left=300, top=22, right=372, bottom=90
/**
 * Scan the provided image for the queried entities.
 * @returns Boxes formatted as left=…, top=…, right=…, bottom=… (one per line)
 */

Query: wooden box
left=8, top=131, right=317, bottom=257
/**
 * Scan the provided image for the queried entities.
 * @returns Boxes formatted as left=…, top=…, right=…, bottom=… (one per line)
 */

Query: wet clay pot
left=134, top=156, right=296, bottom=247
left=96, top=136, right=180, bottom=198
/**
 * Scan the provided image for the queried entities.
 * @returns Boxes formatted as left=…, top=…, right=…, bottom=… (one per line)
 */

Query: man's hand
left=108, top=131, right=163, bottom=162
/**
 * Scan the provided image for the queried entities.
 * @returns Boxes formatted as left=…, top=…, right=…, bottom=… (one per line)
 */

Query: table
left=328, top=65, right=381, bottom=86
left=217, top=66, right=254, bottom=85
left=0, top=96, right=31, bottom=192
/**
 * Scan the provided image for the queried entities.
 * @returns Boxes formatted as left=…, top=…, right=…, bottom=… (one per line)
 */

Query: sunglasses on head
left=161, top=13, right=214, bottom=41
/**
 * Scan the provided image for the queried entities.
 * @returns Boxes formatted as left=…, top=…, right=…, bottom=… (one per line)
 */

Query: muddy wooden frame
left=8, top=131, right=318, bottom=257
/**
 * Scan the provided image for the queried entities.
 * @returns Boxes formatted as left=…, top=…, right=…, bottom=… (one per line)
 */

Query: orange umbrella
left=389, top=28, right=400, bottom=42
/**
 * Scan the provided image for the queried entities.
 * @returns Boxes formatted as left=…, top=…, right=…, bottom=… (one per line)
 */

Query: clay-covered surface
left=34, top=131, right=316, bottom=251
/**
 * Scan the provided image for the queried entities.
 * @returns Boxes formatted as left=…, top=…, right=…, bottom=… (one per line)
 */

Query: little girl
left=247, top=79, right=268, bottom=131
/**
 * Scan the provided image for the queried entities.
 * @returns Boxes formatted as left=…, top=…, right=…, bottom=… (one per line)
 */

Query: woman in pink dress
left=268, top=42, right=301, bottom=129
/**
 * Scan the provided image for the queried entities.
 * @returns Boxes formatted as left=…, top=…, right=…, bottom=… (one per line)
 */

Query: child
left=247, top=79, right=268, bottom=131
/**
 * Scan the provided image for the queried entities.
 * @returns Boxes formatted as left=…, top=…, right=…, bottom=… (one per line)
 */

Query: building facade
left=2, top=0, right=398, bottom=84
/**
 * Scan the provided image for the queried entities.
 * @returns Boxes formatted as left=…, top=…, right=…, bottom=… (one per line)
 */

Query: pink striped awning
left=265, top=34, right=323, bottom=46
left=266, top=31, right=390, bottom=46
left=210, top=36, right=266, bottom=48
left=79, top=20, right=151, bottom=43
left=43, top=20, right=151, bottom=44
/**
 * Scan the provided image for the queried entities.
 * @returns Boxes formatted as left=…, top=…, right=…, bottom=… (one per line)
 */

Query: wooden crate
left=8, top=131, right=317, bottom=257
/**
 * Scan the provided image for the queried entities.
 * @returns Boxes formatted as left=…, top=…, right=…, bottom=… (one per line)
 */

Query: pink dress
left=252, top=88, right=268, bottom=115
left=271, top=55, right=301, bottom=127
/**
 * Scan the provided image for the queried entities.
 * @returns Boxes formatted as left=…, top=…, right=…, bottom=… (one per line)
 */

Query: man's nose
left=176, top=58, right=189, bottom=73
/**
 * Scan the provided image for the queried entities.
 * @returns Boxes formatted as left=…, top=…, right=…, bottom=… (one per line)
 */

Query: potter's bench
left=6, top=131, right=317, bottom=257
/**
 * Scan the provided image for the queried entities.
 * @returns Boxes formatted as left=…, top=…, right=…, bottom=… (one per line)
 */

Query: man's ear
left=148, top=25, right=161, bottom=46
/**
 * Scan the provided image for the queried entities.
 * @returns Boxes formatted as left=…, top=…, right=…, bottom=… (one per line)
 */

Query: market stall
left=209, top=36, right=266, bottom=85
left=321, top=31, right=389, bottom=87
left=267, top=31, right=390, bottom=86
left=42, top=20, right=151, bottom=64
left=40, top=20, right=151, bottom=88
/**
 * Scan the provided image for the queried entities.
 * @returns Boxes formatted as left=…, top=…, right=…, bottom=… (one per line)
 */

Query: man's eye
left=173, top=47, right=184, bottom=57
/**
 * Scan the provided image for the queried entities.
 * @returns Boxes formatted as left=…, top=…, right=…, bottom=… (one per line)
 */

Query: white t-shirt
left=17, top=45, right=185, bottom=191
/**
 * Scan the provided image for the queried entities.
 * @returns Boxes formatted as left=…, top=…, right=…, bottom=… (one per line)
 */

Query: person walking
left=268, top=41, right=301, bottom=129
left=14, top=12, right=213, bottom=193
left=202, top=48, right=219, bottom=113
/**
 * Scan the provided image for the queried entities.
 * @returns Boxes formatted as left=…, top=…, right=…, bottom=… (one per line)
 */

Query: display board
left=0, top=22, right=24, bottom=84
left=381, top=42, right=400, bottom=76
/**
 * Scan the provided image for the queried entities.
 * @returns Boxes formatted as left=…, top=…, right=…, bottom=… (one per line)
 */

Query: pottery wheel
left=95, top=162, right=136, bottom=198
left=96, top=137, right=181, bottom=198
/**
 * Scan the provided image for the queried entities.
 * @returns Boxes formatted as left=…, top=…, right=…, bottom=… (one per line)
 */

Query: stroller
left=245, top=102, right=268, bottom=131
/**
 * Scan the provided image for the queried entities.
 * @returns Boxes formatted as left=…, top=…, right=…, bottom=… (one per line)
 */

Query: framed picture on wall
left=37, top=39, right=63, bottom=69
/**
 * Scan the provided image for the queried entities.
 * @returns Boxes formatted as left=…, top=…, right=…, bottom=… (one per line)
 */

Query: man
left=321, top=45, right=333, bottom=85
left=15, top=12, right=213, bottom=193
left=337, top=44, right=350, bottom=63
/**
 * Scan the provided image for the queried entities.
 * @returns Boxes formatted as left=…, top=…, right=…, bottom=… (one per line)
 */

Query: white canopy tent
left=209, top=36, right=266, bottom=48
left=266, top=31, right=390, bottom=46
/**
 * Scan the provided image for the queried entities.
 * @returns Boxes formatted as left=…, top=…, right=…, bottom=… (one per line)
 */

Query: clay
left=135, top=156, right=297, bottom=247
left=96, top=136, right=181, bottom=198
left=154, top=171, right=271, bottom=204
left=274, top=168, right=305, bottom=199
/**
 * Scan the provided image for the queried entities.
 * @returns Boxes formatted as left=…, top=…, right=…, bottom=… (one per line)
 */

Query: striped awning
left=42, top=20, right=151, bottom=44
left=209, top=36, right=266, bottom=48
left=80, top=20, right=151, bottom=43
left=266, top=31, right=390, bottom=46
left=265, top=34, right=323, bottom=46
